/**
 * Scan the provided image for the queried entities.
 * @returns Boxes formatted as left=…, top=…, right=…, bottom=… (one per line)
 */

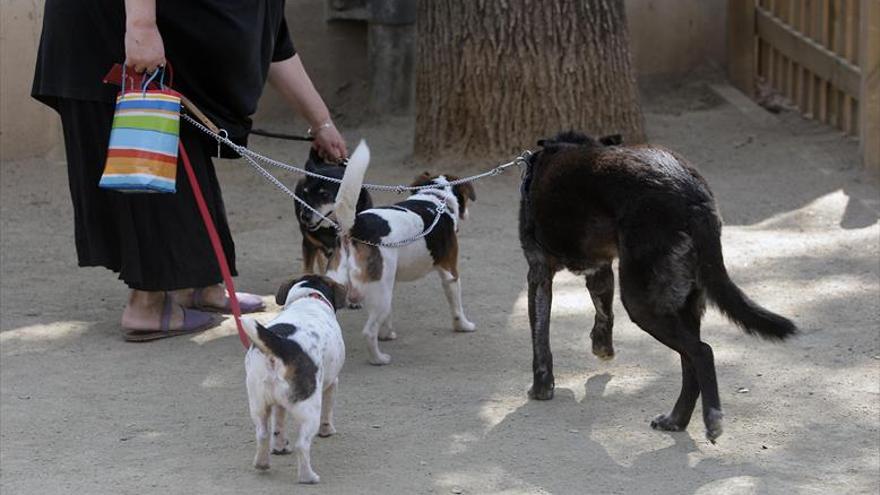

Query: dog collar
left=307, top=292, right=334, bottom=310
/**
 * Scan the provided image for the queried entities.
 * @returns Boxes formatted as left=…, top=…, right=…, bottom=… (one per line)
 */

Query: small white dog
left=327, top=148, right=477, bottom=365
left=242, top=274, right=347, bottom=484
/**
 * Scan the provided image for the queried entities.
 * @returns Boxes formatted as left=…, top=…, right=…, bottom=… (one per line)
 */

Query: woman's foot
left=174, top=284, right=265, bottom=314
left=122, top=290, right=217, bottom=341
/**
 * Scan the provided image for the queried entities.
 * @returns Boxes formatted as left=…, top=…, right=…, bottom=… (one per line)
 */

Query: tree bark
left=415, top=0, right=645, bottom=160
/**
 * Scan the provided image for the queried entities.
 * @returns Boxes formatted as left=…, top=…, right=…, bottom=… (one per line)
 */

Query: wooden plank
left=756, top=6, right=861, bottom=98
left=800, top=0, right=813, bottom=113
left=787, top=0, right=798, bottom=102
left=859, top=0, right=880, bottom=171
left=728, top=0, right=757, bottom=97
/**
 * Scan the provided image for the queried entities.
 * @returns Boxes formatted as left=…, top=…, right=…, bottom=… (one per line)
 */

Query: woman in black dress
left=32, top=0, right=346, bottom=340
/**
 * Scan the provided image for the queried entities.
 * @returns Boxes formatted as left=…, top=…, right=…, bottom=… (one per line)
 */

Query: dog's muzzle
left=300, top=208, right=334, bottom=231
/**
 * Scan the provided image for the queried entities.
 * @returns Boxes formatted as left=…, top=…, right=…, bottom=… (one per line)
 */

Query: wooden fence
left=728, top=0, right=879, bottom=171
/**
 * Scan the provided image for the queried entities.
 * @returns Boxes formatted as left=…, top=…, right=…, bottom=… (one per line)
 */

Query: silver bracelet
left=307, top=121, right=334, bottom=138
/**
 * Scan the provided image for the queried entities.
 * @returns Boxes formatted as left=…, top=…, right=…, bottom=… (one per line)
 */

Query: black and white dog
left=519, top=131, right=797, bottom=442
left=294, top=149, right=373, bottom=274
left=326, top=148, right=477, bottom=365
left=242, top=275, right=348, bottom=483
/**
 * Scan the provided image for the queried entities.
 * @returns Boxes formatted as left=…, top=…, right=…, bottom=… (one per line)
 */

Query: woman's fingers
left=125, top=24, right=166, bottom=73
left=313, top=125, right=347, bottom=163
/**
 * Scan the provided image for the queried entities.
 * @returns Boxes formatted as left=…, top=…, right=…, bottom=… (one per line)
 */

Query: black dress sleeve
left=272, top=17, right=296, bottom=62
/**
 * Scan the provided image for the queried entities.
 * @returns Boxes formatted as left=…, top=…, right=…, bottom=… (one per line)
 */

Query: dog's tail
left=334, top=140, right=370, bottom=233
left=242, top=317, right=288, bottom=359
left=692, top=210, right=797, bottom=340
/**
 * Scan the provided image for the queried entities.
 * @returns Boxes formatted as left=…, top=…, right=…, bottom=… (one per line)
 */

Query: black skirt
left=55, top=99, right=237, bottom=291
left=33, top=0, right=297, bottom=291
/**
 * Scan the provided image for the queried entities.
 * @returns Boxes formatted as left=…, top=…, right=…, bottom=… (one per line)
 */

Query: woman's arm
left=124, top=0, right=165, bottom=73
left=269, top=54, right=347, bottom=161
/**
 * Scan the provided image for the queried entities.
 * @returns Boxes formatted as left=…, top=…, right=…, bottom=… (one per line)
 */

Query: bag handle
left=120, top=63, right=175, bottom=95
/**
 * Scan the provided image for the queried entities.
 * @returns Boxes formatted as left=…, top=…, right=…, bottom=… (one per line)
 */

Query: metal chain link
left=181, top=112, right=530, bottom=247
left=182, top=113, right=532, bottom=192
left=241, top=150, right=450, bottom=247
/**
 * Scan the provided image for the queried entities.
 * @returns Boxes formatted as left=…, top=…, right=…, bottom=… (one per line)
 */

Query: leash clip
left=217, top=129, right=229, bottom=157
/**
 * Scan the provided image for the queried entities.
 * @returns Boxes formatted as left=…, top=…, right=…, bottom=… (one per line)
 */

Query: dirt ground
left=2, top=77, right=878, bottom=495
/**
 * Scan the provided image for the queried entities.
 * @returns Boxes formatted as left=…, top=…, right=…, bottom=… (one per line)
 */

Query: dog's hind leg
left=250, top=404, right=272, bottom=470
left=318, top=379, right=337, bottom=437
left=621, top=268, right=722, bottom=442
left=651, top=290, right=708, bottom=434
left=378, top=313, right=396, bottom=341
left=290, top=402, right=322, bottom=484
left=527, top=257, right=555, bottom=400
left=270, top=406, right=292, bottom=454
left=585, top=263, right=615, bottom=360
left=437, top=268, right=476, bottom=332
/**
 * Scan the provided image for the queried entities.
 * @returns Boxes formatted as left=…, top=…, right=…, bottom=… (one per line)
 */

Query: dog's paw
left=378, top=331, right=397, bottom=341
left=271, top=442, right=292, bottom=455
left=650, top=413, right=685, bottom=432
left=298, top=471, right=320, bottom=484
left=591, top=342, right=615, bottom=361
left=369, top=353, right=392, bottom=366
left=528, top=384, right=554, bottom=400
left=704, top=408, right=724, bottom=444
left=453, top=318, right=476, bottom=332
left=348, top=302, right=362, bottom=310
left=318, top=422, right=336, bottom=437
left=253, top=458, right=270, bottom=471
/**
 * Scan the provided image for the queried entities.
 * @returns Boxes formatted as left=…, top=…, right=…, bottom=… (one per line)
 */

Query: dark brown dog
left=294, top=149, right=372, bottom=273
left=519, top=131, right=796, bottom=442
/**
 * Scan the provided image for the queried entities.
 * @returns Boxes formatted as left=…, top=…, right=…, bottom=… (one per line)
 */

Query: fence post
left=860, top=0, right=880, bottom=172
left=728, top=0, right=756, bottom=97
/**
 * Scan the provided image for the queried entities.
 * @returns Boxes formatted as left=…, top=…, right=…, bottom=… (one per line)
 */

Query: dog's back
left=521, top=136, right=713, bottom=269
left=244, top=298, right=344, bottom=404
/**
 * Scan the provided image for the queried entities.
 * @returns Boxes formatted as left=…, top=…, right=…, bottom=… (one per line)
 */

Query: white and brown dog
left=242, top=274, right=347, bottom=484
left=327, top=150, right=477, bottom=365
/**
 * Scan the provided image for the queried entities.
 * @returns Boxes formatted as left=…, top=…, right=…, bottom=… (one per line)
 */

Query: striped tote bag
left=100, top=72, right=181, bottom=193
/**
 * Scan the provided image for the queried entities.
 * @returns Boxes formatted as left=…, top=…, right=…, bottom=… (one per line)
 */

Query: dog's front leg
left=437, top=268, right=476, bottom=332
left=585, top=263, right=615, bottom=360
left=302, top=239, right=317, bottom=274
left=527, top=261, right=555, bottom=400
left=271, top=406, right=292, bottom=454
left=363, top=311, right=391, bottom=365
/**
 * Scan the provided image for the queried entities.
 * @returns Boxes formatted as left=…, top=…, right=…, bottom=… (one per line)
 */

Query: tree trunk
left=414, top=0, right=645, bottom=160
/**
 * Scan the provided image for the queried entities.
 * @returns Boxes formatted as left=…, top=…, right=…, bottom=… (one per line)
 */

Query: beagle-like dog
left=242, top=275, right=347, bottom=484
left=327, top=153, right=477, bottom=365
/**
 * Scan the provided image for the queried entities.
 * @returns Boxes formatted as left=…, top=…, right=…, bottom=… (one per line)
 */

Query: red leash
left=178, top=142, right=250, bottom=348
left=102, top=64, right=250, bottom=348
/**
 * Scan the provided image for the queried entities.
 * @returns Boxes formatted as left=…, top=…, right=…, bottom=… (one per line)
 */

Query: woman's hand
left=125, top=21, right=165, bottom=74
left=312, top=123, right=348, bottom=163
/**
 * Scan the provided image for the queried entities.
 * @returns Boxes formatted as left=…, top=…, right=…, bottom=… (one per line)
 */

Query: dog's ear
left=410, top=171, right=434, bottom=187
left=305, top=148, right=325, bottom=172
left=457, top=182, right=476, bottom=201
left=537, top=139, right=551, bottom=147
left=599, top=134, right=623, bottom=146
left=320, top=277, right=348, bottom=311
left=275, top=278, right=298, bottom=306
left=454, top=182, right=476, bottom=219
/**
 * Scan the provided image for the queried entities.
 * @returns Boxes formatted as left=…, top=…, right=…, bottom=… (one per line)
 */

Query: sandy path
left=2, top=80, right=878, bottom=494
